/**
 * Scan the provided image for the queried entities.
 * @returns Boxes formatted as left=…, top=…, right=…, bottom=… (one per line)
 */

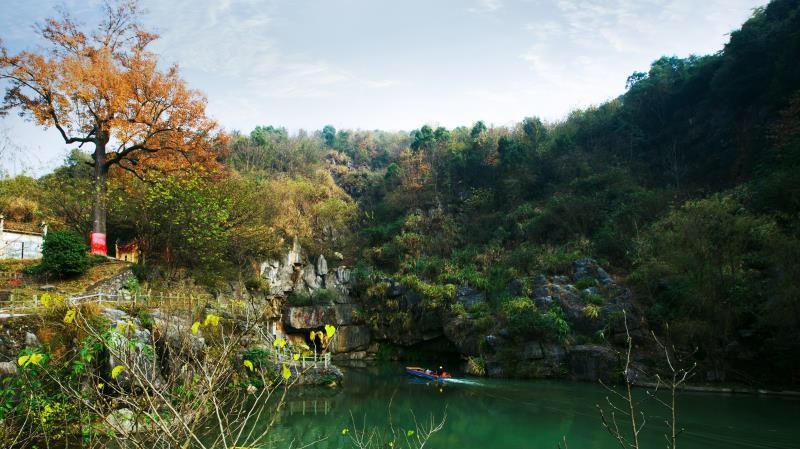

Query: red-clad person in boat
left=405, top=366, right=452, bottom=381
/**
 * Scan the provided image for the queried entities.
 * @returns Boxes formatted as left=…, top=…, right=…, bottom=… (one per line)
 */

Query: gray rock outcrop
left=568, top=345, right=619, bottom=383
left=574, top=258, right=614, bottom=286
left=283, top=306, right=336, bottom=330
left=261, top=240, right=352, bottom=298
left=331, top=325, right=371, bottom=353
left=456, top=284, right=486, bottom=307
left=103, top=309, right=163, bottom=388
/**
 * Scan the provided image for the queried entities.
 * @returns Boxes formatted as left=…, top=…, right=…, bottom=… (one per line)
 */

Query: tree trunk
left=91, top=141, right=109, bottom=256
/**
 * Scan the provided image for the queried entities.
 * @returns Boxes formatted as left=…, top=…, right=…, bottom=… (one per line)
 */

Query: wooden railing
left=275, top=351, right=332, bottom=369
left=0, top=291, right=223, bottom=315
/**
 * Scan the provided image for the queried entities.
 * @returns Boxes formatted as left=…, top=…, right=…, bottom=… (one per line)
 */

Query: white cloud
left=0, top=0, right=770, bottom=170
left=146, top=0, right=395, bottom=100
left=468, top=0, right=503, bottom=13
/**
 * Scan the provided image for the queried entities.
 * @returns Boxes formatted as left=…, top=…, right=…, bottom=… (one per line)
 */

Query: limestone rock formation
left=568, top=345, right=619, bottom=383
left=331, top=325, right=371, bottom=353
left=283, top=305, right=336, bottom=330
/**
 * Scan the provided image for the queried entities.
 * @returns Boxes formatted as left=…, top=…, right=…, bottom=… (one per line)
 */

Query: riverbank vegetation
left=2, top=0, right=799, bottom=389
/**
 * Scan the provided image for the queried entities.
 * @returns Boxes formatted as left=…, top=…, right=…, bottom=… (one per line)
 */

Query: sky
left=0, top=0, right=767, bottom=176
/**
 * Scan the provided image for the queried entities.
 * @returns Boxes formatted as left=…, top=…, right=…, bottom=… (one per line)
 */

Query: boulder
left=302, top=264, right=322, bottom=291
left=286, top=334, right=311, bottom=351
left=332, top=351, right=369, bottom=361
left=556, top=292, right=606, bottom=336
left=103, top=309, right=162, bottom=388
left=286, top=238, right=303, bottom=266
left=316, top=255, right=328, bottom=276
left=260, top=238, right=305, bottom=294
left=506, top=278, right=525, bottom=297
left=151, top=310, right=206, bottom=362
left=573, top=258, right=613, bottom=286
left=521, top=341, right=544, bottom=360
left=103, top=308, right=129, bottom=322
left=333, top=304, right=356, bottom=325
left=400, top=290, right=423, bottom=309
left=456, top=284, right=486, bottom=308
left=386, top=280, right=403, bottom=298
left=331, top=325, right=371, bottom=353
left=0, top=361, right=17, bottom=376
left=299, top=365, right=344, bottom=386
left=543, top=344, right=568, bottom=363
left=335, top=266, right=351, bottom=284
left=596, top=268, right=613, bottom=286
left=486, top=361, right=505, bottom=378
left=329, top=267, right=353, bottom=300
left=283, top=306, right=336, bottom=330
left=568, top=345, right=619, bottom=382
left=104, top=408, right=136, bottom=434
left=24, top=332, right=39, bottom=347
left=553, top=275, right=570, bottom=284
left=533, top=295, right=554, bottom=308
left=442, top=313, right=481, bottom=355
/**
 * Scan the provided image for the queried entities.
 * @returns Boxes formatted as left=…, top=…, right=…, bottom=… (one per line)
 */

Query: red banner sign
left=90, top=231, right=107, bottom=256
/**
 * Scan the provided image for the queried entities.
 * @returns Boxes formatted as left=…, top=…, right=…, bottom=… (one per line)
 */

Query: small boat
left=405, top=366, right=452, bottom=382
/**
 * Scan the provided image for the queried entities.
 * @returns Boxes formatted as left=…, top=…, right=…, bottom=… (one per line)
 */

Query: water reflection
left=256, top=363, right=800, bottom=449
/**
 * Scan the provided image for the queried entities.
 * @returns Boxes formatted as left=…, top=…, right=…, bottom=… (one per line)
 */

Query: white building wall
left=0, top=231, right=44, bottom=259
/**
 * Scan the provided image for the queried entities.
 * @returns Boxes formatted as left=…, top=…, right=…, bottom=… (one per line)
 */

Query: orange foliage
left=36, top=326, right=58, bottom=346
left=0, top=1, right=225, bottom=179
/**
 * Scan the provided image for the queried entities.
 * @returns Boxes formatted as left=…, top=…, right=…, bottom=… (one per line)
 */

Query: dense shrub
left=312, top=288, right=339, bottom=304
left=502, top=298, right=570, bottom=341
left=287, top=288, right=339, bottom=306
left=39, top=230, right=90, bottom=277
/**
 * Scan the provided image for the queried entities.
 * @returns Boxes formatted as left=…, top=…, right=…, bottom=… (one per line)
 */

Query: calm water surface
left=263, top=363, right=799, bottom=449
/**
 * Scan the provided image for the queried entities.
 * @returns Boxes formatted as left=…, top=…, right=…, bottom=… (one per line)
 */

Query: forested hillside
left=2, top=0, right=799, bottom=385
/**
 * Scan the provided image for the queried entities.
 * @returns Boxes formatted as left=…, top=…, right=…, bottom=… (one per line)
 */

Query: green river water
left=262, top=363, right=799, bottom=449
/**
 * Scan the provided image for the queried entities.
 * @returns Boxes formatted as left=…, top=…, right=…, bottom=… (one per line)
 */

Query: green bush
left=474, top=315, right=495, bottom=332
left=288, top=288, right=338, bottom=306
left=502, top=298, right=571, bottom=341
left=502, top=297, right=539, bottom=338
left=39, top=230, right=90, bottom=277
left=130, top=262, right=150, bottom=281
left=450, top=302, right=467, bottom=317
left=575, top=277, right=597, bottom=290
left=540, top=306, right=571, bottom=339
left=89, top=254, right=108, bottom=266
left=580, top=290, right=604, bottom=305
left=244, top=275, right=269, bottom=293
left=287, top=291, right=312, bottom=306
left=312, top=288, right=338, bottom=304
left=122, top=276, right=141, bottom=293
left=137, top=309, right=154, bottom=330
left=438, top=263, right=489, bottom=290
left=536, top=245, right=585, bottom=274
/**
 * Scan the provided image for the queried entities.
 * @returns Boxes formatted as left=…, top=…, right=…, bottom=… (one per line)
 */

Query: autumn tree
left=0, top=1, right=223, bottom=255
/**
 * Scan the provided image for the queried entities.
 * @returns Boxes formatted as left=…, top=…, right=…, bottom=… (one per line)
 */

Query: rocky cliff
left=260, top=239, right=648, bottom=383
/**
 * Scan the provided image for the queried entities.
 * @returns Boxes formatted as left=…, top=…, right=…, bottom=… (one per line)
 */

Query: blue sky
left=0, top=0, right=766, bottom=175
